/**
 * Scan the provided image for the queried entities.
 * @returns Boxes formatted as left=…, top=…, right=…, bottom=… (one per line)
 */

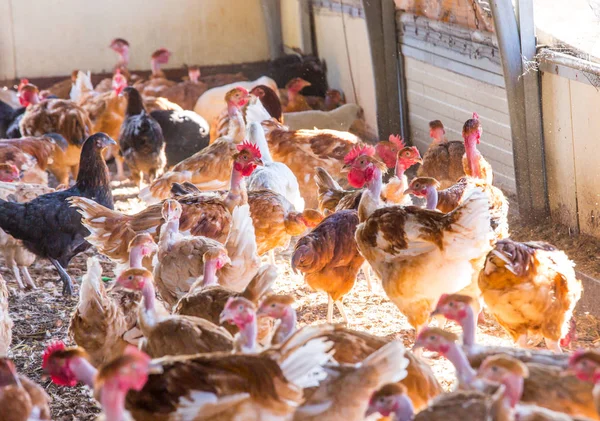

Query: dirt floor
left=3, top=179, right=600, bottom=420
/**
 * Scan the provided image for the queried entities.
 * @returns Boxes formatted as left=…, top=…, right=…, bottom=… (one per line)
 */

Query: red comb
left=388, top=134, right=406, bottom=149
left=472, top=112, right=479, bottom=120
left=236, top=140, right=262, bottom=159
left=344, top=145, right=375, bottom=165
left=17, top=79, right=29, bottom=92
left=236, top=86, right=249, bottom=95
left=42, top=341, right=66, bottom=369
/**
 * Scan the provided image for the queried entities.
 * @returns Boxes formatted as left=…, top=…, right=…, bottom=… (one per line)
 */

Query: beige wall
left=0, top=0, right=270, bottom=80
left=312, top=8, right=378, bottom=134
left=405, top=57, right=516, bottom=193
left=542, top=71, right=600, bottom=238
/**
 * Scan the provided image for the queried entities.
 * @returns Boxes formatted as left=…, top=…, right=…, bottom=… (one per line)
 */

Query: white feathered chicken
left=246, top=122, right=305, bottom=211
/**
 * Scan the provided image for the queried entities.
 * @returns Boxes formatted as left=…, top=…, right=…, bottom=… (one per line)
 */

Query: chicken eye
left=448, top=302, right=454, bottom=307
left=430, top=335, right=435, bottom=341
left=128, top=276, right=133, bottom=281
left=271, top=303, right=276, bottom=308
left=491, top=366, right=498, bottom=372
left=238, top=305, right=244, bottom=311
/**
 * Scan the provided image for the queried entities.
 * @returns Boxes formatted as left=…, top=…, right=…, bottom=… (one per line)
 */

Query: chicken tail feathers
left=0, top=198, right=27, bottom=240
left=241, top=264, right=277, bottom=303
left=277, top=325, right=335, bottom=389
left=76, top=257, right=105, bottom=317
left=359, top=340, right=409, bottom=388
left=68, top=196, right=134, bottom=262
left=139, top=171, right=192, bottom=204
left=314, top=167, right=345, bottom=213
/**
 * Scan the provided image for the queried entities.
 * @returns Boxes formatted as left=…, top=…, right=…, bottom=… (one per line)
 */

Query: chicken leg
left=327, top=295, right=334, bottom=323
left=335, top=300, right=349, bottom=324
left=21, top=267, right=36, bottom=289
left=11, top=264, right=25, bottom=290
left=269, top=249, right=276, bottom=266
left=361, top=261, right=373, bottom=291
left=49, top=258, right=73, bottom=296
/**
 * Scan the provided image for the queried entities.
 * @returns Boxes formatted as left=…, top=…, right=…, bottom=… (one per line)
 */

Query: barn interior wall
left=0, top=0, right=271, bottom=80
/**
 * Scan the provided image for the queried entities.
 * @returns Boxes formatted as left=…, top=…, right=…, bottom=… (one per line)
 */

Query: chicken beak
left=415, top=157, right=423, bottom=165
left=255, top=158, right=264, bottom=167
left=430, top=308, right=441, bottom=317
left=219, top=309, right=233, bottom=325
left=340, top=164, right=351, bottom=174
left=403, top=188, right=415, bottom=195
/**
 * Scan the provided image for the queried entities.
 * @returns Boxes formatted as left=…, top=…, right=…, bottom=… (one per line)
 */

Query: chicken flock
left=0, top=38, right=594, bottom=421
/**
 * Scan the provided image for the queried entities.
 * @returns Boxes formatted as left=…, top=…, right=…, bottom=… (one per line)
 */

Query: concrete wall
left=542, top=71, right=600, bottom=238
left=0, top=0, right=271, bottom=80
left=312, top=6, right=378, bottom=134
left=404, top=57, right=516, bottom=193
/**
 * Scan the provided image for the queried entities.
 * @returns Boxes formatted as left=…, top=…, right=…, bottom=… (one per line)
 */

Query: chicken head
left=568, top=350, right=600, bottom=382
left=477, top=354, right=529, bottom=408
left=225, top=86, right=250, bottom=108
left=219, top=297, right=256, bottom=329
left=342, top=145, right=386, bottom=189
left=188, top=65, right=201, bottom=83
left=111, top=69, right=128, bottom=96
left=431, top=293, right=474, bottom=324
left=18, top=83, right=40, bottom=107
left=42, top=341, right=93, bottom=387
left=116, top=268, right=152, bottom=292
left=0, top=164, right=20, bottom=182
left=375, top=134, right=406, bottom=169
left=413, top=327, right=458, bottom=355
left=161, top=199, right=183, bottom=222
left=367, top=383, right=414, bottom=420
left=285, top=77, right=311, bottom=93
left=234, top=140, right=263, bottom=177
left=429, top=120, right=445, bottom=143
left=257, top=294, right=295, bottom=319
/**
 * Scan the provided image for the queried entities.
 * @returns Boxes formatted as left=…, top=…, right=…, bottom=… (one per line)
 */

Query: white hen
left=193, top=76, right=278, bottom=125
left=246, top=122, right=305, bottom=211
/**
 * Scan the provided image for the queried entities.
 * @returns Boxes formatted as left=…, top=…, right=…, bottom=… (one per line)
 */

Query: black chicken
left=0, top=133, right=115, bottom=295
left=150, top=109, right=209, bottom=165
left=119, top=87, right=166, bottom=187
left=0, top=100, right=25, bottom=139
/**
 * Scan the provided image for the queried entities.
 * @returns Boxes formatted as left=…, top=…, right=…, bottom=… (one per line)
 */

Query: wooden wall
left=541, top=70, right=600, bottom=237
left=0, top=0, right=271, bottom=80
left=398, top=12, right=516, bottom=193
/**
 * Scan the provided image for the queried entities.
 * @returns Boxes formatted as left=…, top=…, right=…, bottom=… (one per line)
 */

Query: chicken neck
left=358, top=166, right=383, bottom=222
left=201, top=258, right=219, bottom=287
left=390, top=395, right=415, bottom=421
left=498, top=373, right=525, bottom=411
left=237, top=313, right=258, bottom=352
left=141, top=280, right=157, bottom=316
left=117, top=48, right=130, bottom=69
left=464, top=135, right=481, bottom=178
left=274, top=305, right=297, bottom=344
left=75, top=138, right=114, bottom=208
left=101, top=382, right=128, bottom=421
left=150, top=58, right=162, bottom=78
left=223, top=167, right=247, bottom=213
left=158, top=219, right=180, bottom=253
left=70, top=356, right=97, bottom=388
left=227, top=101, right=246, bottom=142
left=423, top=185, right=439, bottom=210
left=129, top=245, right=148, bottom=269
left=124, top=88, right=145, bottom=116
left=456, top=303, right=476, bottom=350
left=442, top=341, right=476, bottom=386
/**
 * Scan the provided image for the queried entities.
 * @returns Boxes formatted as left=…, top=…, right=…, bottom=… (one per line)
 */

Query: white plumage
left=246, top=122, right=305, bottom=211
left=282, top=103, right=361, bottom=131
left=193, top=76, right=278, bottom=125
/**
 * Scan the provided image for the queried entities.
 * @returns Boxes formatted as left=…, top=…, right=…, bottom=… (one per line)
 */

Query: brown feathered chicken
left=283, top=77, right=313, bottom=113
left=248, top=189, right=323, bottom=260
left=42, top=70, right=78, bottom=99
left=315, top=142, right=422, bottom=214
left=416, top=326, right=597, bottom=419
left=44, top=327, right=333, bottom=421
left=257, top=298, right=443, bottom=412
left=417, top=119, right=466, bottom=189
left=19, top=84, right=92, bottom=185
left=406, top=176, right=509, bottom=240
left=462, top=113, right=493, bottom=184
left=78, top=71, right=128, bottom=180
left=294, top=340, right=408, bottom=421
left=0, top=276, right=12, bottom=356
left=153, top=65, right=208, bottom=110
left=202, top=71, right=248, bottom=89
left=569, top=350, right=600, bottom=416
left=176, top=264, right=276, bottom=337
left=115, top=268, right=233, bottom=358
left=133, top=48, right=176, bottom=96
left=139, top=87, right=250, bottom=202
left=0, top=134, right=66, bottom=185
left=153, top=199, right=232, bottom=306
left=0, top=358, right=51, bottom=420
left=0, top=179, right=54, bottom=290
left=261, top=120, right=363, bottom=208
left=68, top=241, right=158, bottom=368
left=479, top=239, right=582, bottom=352
left=353, top=152, right=494, bottom=333
left=291, top=210, right=364, bottom=323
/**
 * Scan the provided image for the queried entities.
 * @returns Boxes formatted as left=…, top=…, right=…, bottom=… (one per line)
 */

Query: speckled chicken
left=479, top=239, right=582, bottom=352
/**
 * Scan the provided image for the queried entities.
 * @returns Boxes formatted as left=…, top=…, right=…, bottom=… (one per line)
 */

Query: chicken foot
left=11, top=264, right=25, bottom=290
left=544, top=338, right=562, bottom=353
left=361, top=261, right=373, bottom=291
left=21, top=267, right=36, bottom=289
left=326, top=296, right=349, bottom=324
left=49, top=258, right=73, bottom=296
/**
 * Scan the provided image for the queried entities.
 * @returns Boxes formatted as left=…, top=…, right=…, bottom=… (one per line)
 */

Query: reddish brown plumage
left=291, top=210, right=363, bottom=302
